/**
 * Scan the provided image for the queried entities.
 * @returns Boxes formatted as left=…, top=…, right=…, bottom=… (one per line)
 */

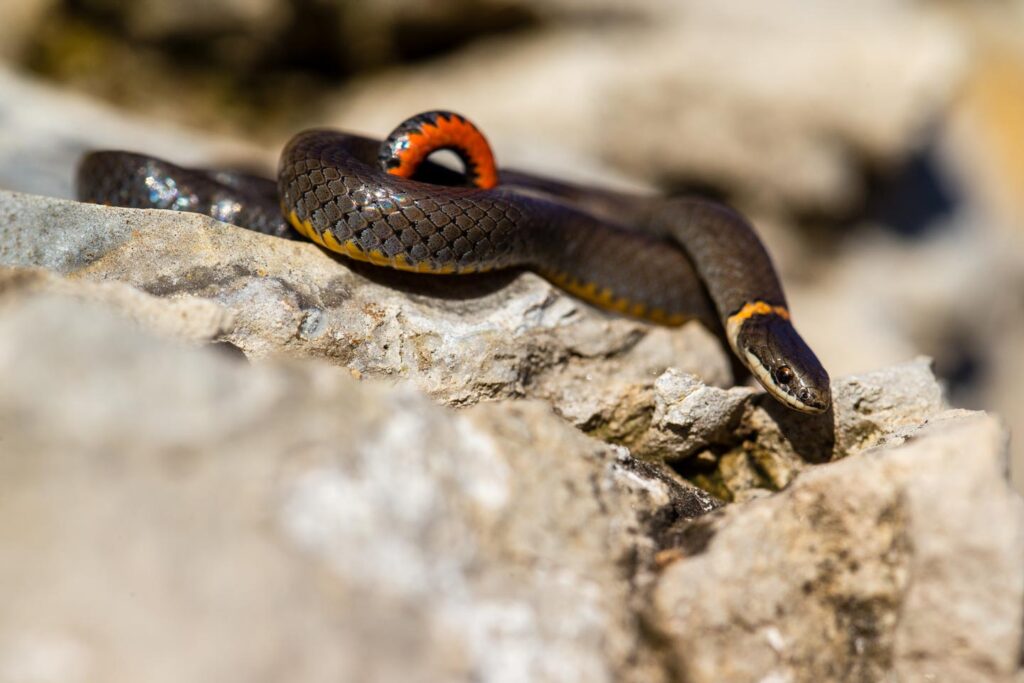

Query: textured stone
left=0, top=289, right=715, bottom=683
left=651, top=411, right=1024, bottom=683
left=1, top=44, right=1022, bottom=682
left=631, top=358, right=946, bottom=500
left=1, top=283, right=1018, bottom=682
left=0, top=67, right=271, bottom=200
left=0, top=267, right=233, bottom=343
left=0, top=189, right=730, bottom=410
left=641, top=368, right=757, bottom=461
left=330, top=0, right=965, bottom=211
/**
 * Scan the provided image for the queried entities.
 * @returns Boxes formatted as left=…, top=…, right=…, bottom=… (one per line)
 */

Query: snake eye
left=775, top=365, right=794, bottom=385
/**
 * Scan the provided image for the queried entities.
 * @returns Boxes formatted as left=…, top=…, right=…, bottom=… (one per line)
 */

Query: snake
left=75, top=110, right=831, bottom=413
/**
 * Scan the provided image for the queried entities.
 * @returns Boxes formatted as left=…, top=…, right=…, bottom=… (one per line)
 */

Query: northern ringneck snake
left=76, top=110, right=831, bottom=413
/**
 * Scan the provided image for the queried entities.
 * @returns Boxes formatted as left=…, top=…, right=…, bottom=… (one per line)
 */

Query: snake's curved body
left=76, top=111, right=830, bottom=413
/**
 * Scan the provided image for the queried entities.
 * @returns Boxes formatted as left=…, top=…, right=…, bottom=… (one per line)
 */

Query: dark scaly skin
left=77, top=151, right=294, bottom=239
left=277, top=130, right=713, bottom=327
left=379, top=111, right=500, bottom=189
left=76, top=112, right=831, bottom=413
left=481, top=170, right=830, bottom=411
left=645, top=199, right=828, bottom=411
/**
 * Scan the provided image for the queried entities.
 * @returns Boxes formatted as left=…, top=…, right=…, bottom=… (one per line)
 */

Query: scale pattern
left=73, top=118, right=832, bottom=412
left=279, top=131, right=526, bottom=273
left=77, top=151, right=292, bottom=239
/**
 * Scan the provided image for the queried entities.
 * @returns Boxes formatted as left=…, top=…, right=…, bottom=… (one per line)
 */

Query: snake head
left=727, top=304, right=831, bottom=414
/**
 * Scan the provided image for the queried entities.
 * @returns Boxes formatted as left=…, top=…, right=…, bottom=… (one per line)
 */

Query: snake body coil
left=77, top=110, right=830, bottom=413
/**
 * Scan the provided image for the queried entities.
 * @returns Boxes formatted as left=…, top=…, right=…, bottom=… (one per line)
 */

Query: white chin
left=742, top=349, right=809, bottom=412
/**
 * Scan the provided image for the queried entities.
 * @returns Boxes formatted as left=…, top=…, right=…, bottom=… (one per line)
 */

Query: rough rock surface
left=0, top=289, right=716, bottom=683
left=652, top=411, right=1023, bottom=683
left=1, top=182, right=1022, bottom=680
left=0, top=188, right=730, bottom=415
left=0, top=272, right=1020, bottom=682
left=1, top=48, right=1022, bottom=681
left=630, top=359, right=946, bottom=500
left=330, top=0, right=964, bottom=211
left=0, top=66, right=271, bottom=200
left=0, top=267, right=232, bottom=342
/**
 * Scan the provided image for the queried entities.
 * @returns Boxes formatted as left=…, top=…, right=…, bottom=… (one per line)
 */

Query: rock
left=630, top=358, right=946, bottom=500
left=640, top=368, right=757, bottom=461
left=0, top=191, right=955, bottom=506
left=0, top=282, right=1018, bottom=682
left=651, top=410, right=1024, bottom=683
left=0, top=185, right=1020, bottom=681
left=0, top=189, right=966, bottom=506
left=787, top=220, right=1024, bottom=489
left=329, top=0, right=965, bottom=211
left=0, top=188, right=731, bottom=412
left=0, top=287, right=720, bottom=683
left=0, top=67, right=271, bottom=200
left=0, top=267, right=233, bottom=343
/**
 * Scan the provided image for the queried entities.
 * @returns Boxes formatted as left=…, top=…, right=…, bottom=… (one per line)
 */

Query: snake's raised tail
left=75, top=111, right=830, bottom=414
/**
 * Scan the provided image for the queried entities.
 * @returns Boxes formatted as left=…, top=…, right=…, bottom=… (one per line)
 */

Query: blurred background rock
left=2, top=0, right=1023, bottom=487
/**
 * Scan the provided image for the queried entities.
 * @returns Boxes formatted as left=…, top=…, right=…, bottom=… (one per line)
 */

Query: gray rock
left=1, top=50, right=1021, bottom=683
left=0, top=188, right=730, bottom=412
left=1, top=282, right=1018, bottom=682
left=641, top=368, right=757, bottom=461
left=651, top=410, right=1024, bottom=683
left=631, top=358, right=948, bottom=500
left=0, top=67, right=271, bottom=200
left=330, top=0, right=965, bottom=211
left=0, top=267, right=233, bottom=342
left=0, top=189, right=971, bottom=506
left=0, top=288, right=715, bottom=683
left=0, top=194, right=1020, bottom=682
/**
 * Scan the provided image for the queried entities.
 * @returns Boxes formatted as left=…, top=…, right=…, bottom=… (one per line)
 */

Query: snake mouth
left=726, top=305, right=831, bottom=414
left=744, top=355, right=831, bottom=414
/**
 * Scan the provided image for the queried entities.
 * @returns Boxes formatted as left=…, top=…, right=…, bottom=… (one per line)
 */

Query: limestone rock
left=630, top=358, right=947, bottom=500
left=0, top=193, right=1019, bottom=682
left=0, top=288, right=716, bottom=683
left=0, top=67, right=271, bottom=200
left=330, top=0, right=965, bottom=211
left=641, top=368, right=757, bottom=461
left=0, top=267, right=233, bottom=343
left=651, top=410, right=1024, bottom=683
left=0, top=189, right=730, bottom=411
left=0, top=283, right=1017, bottom=682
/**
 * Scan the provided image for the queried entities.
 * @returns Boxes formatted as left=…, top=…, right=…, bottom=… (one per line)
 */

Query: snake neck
left=647, top=199, right=787, bottom=321
left=522, top=201, right=717, bottom=328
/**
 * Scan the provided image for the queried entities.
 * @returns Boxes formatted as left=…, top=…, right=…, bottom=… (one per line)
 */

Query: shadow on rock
left=761, top=398, right=837, bottom=465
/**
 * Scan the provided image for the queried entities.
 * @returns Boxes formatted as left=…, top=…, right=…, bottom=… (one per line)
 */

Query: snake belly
left=76, top=112, right=831, bottom=413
